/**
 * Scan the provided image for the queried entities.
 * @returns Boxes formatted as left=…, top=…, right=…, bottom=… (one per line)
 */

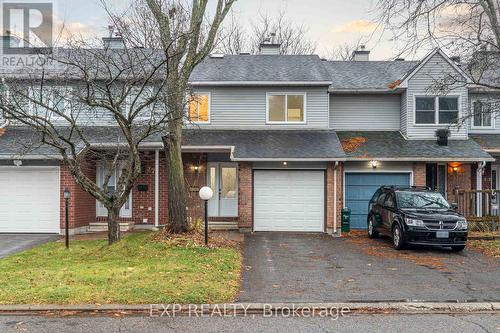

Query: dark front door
left=426, top=163, right=447, bottom=197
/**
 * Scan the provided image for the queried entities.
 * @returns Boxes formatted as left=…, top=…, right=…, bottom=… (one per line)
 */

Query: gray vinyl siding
left=405, top=52, right=468, bottom=140
left=468, top=92, right=500, bottom=133
left=188, top=86, right=329, bottom=129
left=400, top=90, right=408, bottom=136
left=329, top=94, right=401, bottom=130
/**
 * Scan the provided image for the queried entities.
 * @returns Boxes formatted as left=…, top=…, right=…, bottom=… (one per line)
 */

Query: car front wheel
left=368, top=217, right=379, bottom=239
left=392, top=224, right=405, bottom=250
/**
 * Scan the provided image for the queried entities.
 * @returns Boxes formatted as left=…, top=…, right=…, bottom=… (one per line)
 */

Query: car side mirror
left=450, top=203, right=458, bottom=211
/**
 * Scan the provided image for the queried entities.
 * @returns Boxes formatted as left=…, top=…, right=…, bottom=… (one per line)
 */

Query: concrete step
left=208, top=221, right=239, bottom=231
left=88, top=222, right=135, bottom=232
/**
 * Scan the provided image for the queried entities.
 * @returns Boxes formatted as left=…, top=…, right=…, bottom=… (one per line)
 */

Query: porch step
left=208, top=221, right=239, bottom=231
left=87, top=222, right=135, bottom=233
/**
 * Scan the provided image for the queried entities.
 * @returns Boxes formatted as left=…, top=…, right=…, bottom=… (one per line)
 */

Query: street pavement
left=0, top=314, right=498, bottom=332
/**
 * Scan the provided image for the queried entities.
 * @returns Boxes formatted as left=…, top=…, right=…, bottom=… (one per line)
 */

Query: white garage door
left=0, top=167, right=60, bottom=233
left=254, top=170, right=324, bottom=232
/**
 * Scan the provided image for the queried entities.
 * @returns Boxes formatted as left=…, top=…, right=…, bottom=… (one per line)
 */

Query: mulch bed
left=152, top=229, right=241, bottom=249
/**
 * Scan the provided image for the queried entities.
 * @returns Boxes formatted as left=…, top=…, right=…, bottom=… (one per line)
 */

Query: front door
left=207, top=163, right=238, bottom=217
left=96, top=163, right=132, bottom=218
left=426, top=163, right=447, bottom=197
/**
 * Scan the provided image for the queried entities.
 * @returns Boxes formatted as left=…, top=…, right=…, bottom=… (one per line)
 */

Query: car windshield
left=396, top=191, right=450, bottom=209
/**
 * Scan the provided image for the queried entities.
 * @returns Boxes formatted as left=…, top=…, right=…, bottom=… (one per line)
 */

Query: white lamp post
left=199, top=186, right=213, bottom=245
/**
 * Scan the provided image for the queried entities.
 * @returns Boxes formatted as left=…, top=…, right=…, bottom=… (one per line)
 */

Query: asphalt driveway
left=238, top=232, right=500, bottom=302
left=0, top=234, right=58, bottom=259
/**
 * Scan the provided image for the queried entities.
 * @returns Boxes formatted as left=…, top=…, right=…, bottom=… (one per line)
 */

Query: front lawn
left=0, top=232, right=241, bottom=304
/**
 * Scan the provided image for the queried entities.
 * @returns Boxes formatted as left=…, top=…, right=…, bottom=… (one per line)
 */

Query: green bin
left=341, top=207, right=351, bottom=232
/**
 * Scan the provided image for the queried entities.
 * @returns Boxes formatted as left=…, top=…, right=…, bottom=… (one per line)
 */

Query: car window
left=384, top=193, right=395, bottom=209
left=376, top=192, right=387, bottom=205
left=370, top=189, right=381, bottom=203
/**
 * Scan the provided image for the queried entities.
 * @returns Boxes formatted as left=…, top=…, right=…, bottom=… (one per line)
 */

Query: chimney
left=259, top=33, right=281, bottom=55
left=352, top=45, right=370, bottom=61
left=102, top=25, right=125, bottom=49
left=436, top=129, right=450, bottom=146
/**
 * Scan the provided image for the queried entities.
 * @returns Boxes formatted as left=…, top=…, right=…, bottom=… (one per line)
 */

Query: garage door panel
left=345, top=173, right=411, bottom=229
left=254, top=170, right=324, bottom=232
left=0, top=167, right=60, bottom=233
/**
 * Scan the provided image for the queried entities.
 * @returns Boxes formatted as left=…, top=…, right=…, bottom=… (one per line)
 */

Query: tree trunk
left=107, top=207, right=121, bottom=245
left=167, top=118, right=188, bottom=233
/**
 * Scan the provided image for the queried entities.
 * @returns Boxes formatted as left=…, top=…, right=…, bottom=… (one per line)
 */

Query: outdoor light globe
left=199, top=186, right=213, bottom=201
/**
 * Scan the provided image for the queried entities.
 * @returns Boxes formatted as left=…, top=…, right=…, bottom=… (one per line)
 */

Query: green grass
left=0, top=232, right=241, bottom=305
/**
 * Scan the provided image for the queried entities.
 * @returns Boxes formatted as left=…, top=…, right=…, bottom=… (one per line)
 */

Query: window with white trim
left=267, top=93, right=305, bottom=123
left=28, top=86, right=71, bottom=119
left=415, top=96, right=459, bottom=125
left=188, top=93, right=210, bottom=123
left=472, top=100, right=493, bottom=128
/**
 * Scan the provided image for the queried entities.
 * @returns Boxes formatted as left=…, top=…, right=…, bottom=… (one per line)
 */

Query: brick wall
left=326, top=162, right=343, bottom=233
left=238, top=162, right=253, bottom=229
left=336, top=162, right=344, bottom=232
left=60, top=161, right=96, bottom=231
left=413, top=162, right=426, bottom=186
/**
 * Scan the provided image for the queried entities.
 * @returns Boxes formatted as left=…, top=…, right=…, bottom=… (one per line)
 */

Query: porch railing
left=455, top=189, right=500, bottom=232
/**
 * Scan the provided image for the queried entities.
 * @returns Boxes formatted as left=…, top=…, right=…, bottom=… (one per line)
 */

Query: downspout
left=154, top=149, right=160, bottom=228
left=476, top=161, right=486, bottom=217
left=333, top=161, right=339, bottom=236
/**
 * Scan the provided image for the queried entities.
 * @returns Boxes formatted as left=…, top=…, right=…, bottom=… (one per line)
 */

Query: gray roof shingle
left=323, top=61, right=418, bottom=90
left=0, top=126, right=164, bottom=158
left=190, top=55, right=332, bottom=83
left=470, top=134, right=500, bottom=151
left=337, top=131, right=494, bottom=161
left=182, top=129, right=345, bottom=160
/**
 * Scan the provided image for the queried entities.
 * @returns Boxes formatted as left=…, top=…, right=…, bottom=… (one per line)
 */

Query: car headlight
left=456, top=218, right=468, bottom=230
left=404, top=217, right=425, bottom=227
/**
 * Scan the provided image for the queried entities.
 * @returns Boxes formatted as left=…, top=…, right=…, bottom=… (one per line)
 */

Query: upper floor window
left=188, top=93, right=210, bottom=123
left=267, top=93, right=305, bottom=123
left=472, top=100, right=493, bottom=128
left=415, top=96, right=459, bottom=125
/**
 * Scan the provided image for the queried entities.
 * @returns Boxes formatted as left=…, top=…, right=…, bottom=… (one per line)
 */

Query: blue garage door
left=345, top=173, right=411, bottom=229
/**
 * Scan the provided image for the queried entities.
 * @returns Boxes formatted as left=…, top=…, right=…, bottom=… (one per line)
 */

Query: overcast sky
left=53, top=0, right=423, bottom=60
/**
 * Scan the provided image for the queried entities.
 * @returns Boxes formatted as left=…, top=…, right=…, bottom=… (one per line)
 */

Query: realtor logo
left=1, top=1, right=53, bottom=54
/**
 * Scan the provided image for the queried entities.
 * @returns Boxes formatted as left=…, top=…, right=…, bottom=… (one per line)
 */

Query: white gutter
left=0, top=154, right=63, bottom=160
left=476, top=161, right=487, bottom=217
left=190, top=81, right=333, bottom=86
left=328, top=88, right=403, bottom=94
left=333, top=161, right=338, bottom=237
left=345, top=157, right=496, bottom=162
left=154, top=149, right=160, bottom=228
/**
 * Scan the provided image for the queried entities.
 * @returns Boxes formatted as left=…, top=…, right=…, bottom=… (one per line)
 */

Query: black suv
left=367, top=186, right=468, bottom=251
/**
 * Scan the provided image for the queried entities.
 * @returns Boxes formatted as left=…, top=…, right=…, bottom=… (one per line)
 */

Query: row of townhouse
left=0, top=38, right=499, bottom=235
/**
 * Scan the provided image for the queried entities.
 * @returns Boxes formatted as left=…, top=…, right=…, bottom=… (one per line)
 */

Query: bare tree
left=143, top=0, right=236, bottom=233
left=0, top=42, right=170, bottom=244
left=324, top=40, right=363, bottom=60
left=216, top=10, right=317, bottom=55
left=375, top=0, right=500, bottom=123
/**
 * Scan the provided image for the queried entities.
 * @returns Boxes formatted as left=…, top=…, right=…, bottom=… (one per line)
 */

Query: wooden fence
left=455, top=189, right=500, bottom=231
